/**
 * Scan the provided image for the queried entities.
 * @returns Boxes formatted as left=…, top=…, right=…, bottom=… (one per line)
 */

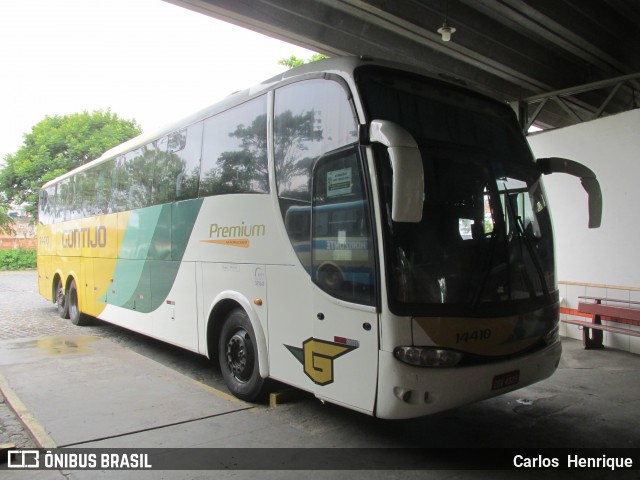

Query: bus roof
left=40, top=56, right=482, bottom=189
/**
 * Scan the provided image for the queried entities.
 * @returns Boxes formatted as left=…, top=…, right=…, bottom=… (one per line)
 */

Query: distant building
left=0, top=204, right=36, bottom=250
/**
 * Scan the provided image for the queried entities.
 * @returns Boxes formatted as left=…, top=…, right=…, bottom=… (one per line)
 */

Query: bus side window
left=274, top=78, right=358, bottom=272
left=311, top=149, right=375, bottom=305
left=200, top=96, right=268, bottom=197
left=166, top=123, right=202, bottom=202
left=111, top=156, right=129, bottom=212
left=94, top=162, right=111, bottom=215
left=70, top=174, right=83, bottom=220
left=49, top=185, right=58, bottom=223
left=126, top=147, right=153, bottom=209
left=38, top=189, right=48, bottom=225
left=56, top=178, right=71, bottom=222
left=151, top=135, right=173, bottom=205
left=78, top=170, right=94, bottom=218
left=39, top=185, right=56, bottom=225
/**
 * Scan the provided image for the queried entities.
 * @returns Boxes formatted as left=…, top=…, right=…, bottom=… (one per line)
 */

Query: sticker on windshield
left=327, top=168, right=352, bottom=197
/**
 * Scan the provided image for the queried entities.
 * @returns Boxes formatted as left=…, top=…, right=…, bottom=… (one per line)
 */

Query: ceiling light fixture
left=437, top=0, right=456, bottom=42
left=437, top=20, right=456, bottom=42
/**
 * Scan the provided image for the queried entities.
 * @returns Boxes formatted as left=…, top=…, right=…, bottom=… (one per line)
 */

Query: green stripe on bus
left=111, top=198, right=204, bottom=312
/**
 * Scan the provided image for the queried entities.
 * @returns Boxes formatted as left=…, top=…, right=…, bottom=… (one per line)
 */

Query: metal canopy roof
left=164, top=0, right=640, bottom=130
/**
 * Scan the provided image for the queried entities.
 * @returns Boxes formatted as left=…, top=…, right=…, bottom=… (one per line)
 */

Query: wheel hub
left=226, top=330, right=253, bottom=382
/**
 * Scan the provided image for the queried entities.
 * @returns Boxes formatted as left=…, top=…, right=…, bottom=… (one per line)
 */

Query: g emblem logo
left=285, top=338, right=357, bottom=385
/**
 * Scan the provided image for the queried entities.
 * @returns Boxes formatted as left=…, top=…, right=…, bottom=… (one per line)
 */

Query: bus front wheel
left=218, top=308, right=267, bottom=402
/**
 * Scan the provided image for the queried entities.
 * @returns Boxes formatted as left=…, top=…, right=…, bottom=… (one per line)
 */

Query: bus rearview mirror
left=369, top=120, right=424, bottom=223
left=537, top=157, right=602, bottom=229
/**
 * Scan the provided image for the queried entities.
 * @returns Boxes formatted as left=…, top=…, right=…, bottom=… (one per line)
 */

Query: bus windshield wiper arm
left=471, top=226, right=500, bottom=308
left=504, top=189, right=550, bottom=301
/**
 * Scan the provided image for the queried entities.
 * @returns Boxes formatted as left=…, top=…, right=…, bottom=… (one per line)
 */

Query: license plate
left=492, top=370, right=520, bottom=390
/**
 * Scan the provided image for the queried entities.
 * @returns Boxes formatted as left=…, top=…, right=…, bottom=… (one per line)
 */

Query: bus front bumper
left=375, top=340, right=562, bottom=419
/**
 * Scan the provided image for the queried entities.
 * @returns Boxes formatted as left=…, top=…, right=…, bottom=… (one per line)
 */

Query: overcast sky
left=0, top=0, right=315, bottom=162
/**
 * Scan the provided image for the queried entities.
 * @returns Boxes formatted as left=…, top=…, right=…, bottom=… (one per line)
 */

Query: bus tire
left=67, top=279, right=90, bottom=326
left=55, top=277, right=69, bottom=319
left=218, top=308, right=267, bottom=402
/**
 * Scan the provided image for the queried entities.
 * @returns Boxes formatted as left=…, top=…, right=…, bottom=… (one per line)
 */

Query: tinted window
left=359, top=67, right=555, bottom=316
left=150, top=136, right=172, bottom=205
left=274, top=79, right=358, bottom=203
left=274, top=78, right=358, bottom=271
left=111, top=156, right=128, bottom=212
left=39, top=185, right=56, bottom=225
left=126, top=146, right=153, bottom=209
left=77, top=169, right=95, bottom=218
left=93, top=161, right=112, bottom=215
left=200, top=96, right=268, bottom=197
left=312, top=149, right=375, bottom=305
left=152, top=125, right=203, bottom=205
left=167, top=124, right=202, bottom=202
left=66, top=175, right=82, bottom=220
left=56, top=177, right=72, bottom=222
left=357, top=67, right=532, bottom=163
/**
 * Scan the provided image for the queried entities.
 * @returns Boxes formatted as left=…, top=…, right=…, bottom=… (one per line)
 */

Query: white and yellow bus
left=37, top=57, right=601, bottom=419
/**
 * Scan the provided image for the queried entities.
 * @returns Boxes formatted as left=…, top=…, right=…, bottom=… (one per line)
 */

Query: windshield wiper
left=471, top=224, right=501, bottom=308
left=503, top=189, right=550, bottom=301
left=471, top=177, right=507, bottom=308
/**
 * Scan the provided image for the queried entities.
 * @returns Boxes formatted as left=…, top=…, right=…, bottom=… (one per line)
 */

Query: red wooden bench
left=562, top=296, right=640, bottom=349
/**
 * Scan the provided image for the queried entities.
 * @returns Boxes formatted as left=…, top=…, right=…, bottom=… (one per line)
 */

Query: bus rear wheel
left=218, top=308, right=267, bottom=402
left=67, top=279, right=90, bottom=326
left=55, top=277, right=69, bottom=319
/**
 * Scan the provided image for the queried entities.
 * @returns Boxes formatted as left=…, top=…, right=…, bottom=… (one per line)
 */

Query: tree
left=278, top=53, right=329, bottom=69
left=0, top=110, right=141, bottom=221
left=0, top=196, right=14, bottom=236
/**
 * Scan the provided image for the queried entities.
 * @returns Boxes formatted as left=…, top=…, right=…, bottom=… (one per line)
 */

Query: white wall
left=528, top=109, right=640, bottom=353
left=528, top=109, right=640, bottom=288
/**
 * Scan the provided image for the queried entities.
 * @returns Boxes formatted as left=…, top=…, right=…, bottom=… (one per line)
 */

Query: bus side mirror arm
left=537, top=157, right=602, bottom=229
left=368, top=120, right=424, bottom=223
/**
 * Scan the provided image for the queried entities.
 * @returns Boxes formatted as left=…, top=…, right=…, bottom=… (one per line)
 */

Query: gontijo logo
left=62, top=226, right=107, bottom=248
left=285, top=337, right=359, bottom=386
left=201, top=222, right=265, bottom=248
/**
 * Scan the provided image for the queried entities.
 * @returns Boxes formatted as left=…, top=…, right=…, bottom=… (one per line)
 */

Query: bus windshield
left=357, top=67, right=557, bottom=316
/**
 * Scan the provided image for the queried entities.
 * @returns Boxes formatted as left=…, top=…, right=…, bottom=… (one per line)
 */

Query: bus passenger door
left=311, top=293, right=379, bottom=414
left=310, top=149, right=379, bottom=414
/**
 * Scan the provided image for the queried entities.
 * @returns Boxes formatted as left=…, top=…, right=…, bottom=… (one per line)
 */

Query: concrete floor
left=0, top=272, right=638, bottom=479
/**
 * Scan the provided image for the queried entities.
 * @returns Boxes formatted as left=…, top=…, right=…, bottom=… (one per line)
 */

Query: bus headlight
left=393, top=346, right=462, bottom=367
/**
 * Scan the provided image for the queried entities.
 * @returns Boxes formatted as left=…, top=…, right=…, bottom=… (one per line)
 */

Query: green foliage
left=0, top=249, right=36, bottom=270
left=278, top=55, right=305, bottom=69
left=308, top=53, right=329, bottom=63
left=278, top=53, right=329, bottom=69
left=0, top=201, right=15, bottom=236
left=0, top=110, right=141, bottom=220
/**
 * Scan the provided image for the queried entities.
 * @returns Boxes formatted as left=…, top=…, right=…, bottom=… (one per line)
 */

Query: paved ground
left=1, top=270, right=639, bottom=479
left=0, top=271, right=221, bottom=449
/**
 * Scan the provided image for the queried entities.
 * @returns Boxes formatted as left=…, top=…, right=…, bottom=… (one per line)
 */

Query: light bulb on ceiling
left=437, top=20, right=456, bottom=42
